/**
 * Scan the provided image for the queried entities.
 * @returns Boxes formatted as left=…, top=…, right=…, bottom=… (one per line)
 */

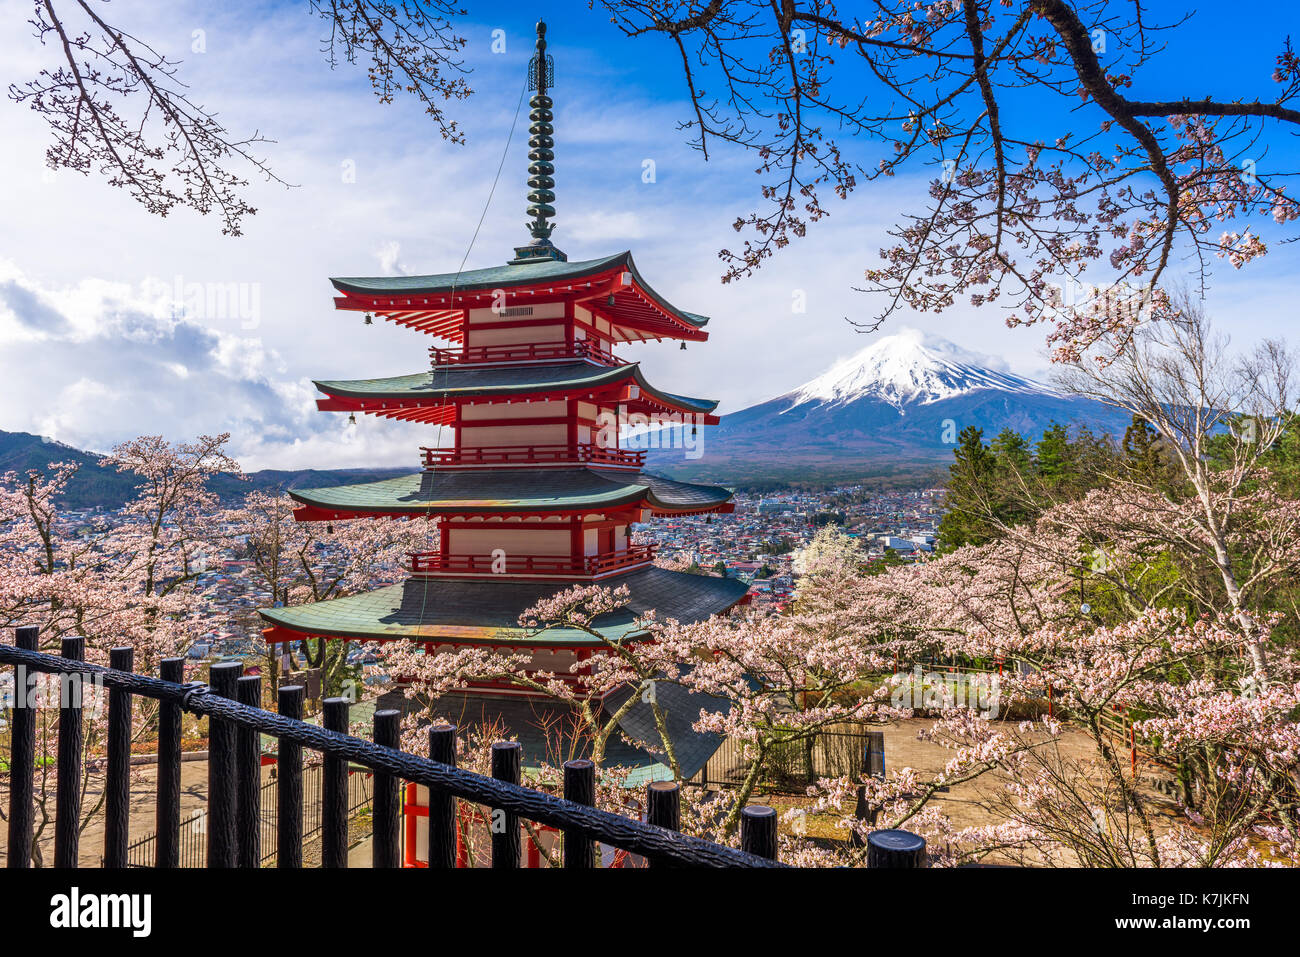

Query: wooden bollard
left=740, top=805, right=779, bottom=861
left=207, top=661, right=242, bottom=868
left=427, top=724, right=458, bottom=869
left=372, top=709, right=402, bottom=869
left=645, top=781, right=681, bottom=868
left=490, top=741, right=522, bottom=868
left=867, top=828, right=927, bottom=867
left=322, top=697, right=350, bottom=868
left=562, top=759, right=596, bottom=869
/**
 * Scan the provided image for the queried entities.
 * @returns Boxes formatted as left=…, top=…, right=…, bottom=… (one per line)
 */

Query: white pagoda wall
left=459, top=399, right=568, bottom=448
left=446, top=525, right=570, bottom=557
left=464, top=301, right=566, bottom=349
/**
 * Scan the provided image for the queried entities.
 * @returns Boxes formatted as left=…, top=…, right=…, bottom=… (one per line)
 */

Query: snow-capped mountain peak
left=786, top=329, right=1061, bottom=410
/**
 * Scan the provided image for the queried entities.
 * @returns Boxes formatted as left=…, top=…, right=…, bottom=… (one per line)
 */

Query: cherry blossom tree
left=659, top=609, right=900, bottom=833
left=359, top=479, right=1300, bottom=865
left=377, top=584, right=696, bottom=772
left=599, top=1, right=1300, bottom=355
left=0, top=434, right=237, bottom=864
left=846, top=498, right=1300, bottom=866
left=221, top=491, right=422, bottom=698
left=1057, top=293, right=1297, bottom=679
left=10, top=0, right=471, bottom=234
left=380, top=565, right=985, bottom=845
left=791, top=524, right=867, bottom=578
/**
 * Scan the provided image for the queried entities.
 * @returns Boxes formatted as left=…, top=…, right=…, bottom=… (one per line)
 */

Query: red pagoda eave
left=291, top=504, right=643, bottom=523
left=291, top=499, right=732, bottom=523
left=316, top=391, right=721, bottom=425
left=649, top=501, right=736, bottom=517
left=332, top=268, right=709, bottom=342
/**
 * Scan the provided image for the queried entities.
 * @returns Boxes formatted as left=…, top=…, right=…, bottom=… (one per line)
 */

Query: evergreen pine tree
left=1036, top=423, right=1070, bottom=486
left=937, top=426, right=999, bottom=549
left=1122, top=415, right=1180, bottom=492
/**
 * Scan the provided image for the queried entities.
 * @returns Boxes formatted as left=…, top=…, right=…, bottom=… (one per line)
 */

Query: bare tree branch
left=599, top=0, right=1300, bottom=358
left=9, top=0, right=472, bottom=235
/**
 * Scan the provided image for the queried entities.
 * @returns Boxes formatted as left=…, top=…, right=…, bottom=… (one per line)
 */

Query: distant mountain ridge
left=649, top=329, right=1132, bottom=485
left=0, top=430, right=414, bottom=510
left=5, top=331, right=1133, bottom=501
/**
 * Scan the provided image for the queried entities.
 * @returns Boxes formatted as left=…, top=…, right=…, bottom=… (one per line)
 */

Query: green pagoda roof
left=330, top=251, right=709, bottom=329
left=258, top=565, right=749, bottom=648
left=332, top=251, right=628, bottom=295
left=314, top=361, right=718, bottom=414
left=288, top=468, right=732, bottom=516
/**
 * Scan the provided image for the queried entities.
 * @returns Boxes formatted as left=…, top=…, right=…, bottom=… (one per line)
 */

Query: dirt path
left=761, top=717, right=1124, bottom=865
left=2, top=758, right=224, bottom=867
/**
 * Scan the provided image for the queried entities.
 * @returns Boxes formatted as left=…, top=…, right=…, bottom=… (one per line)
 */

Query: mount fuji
left=649, top=329, right=1131, bottom=484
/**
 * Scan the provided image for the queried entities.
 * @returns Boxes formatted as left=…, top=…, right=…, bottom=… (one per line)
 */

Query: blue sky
left=1, top=1, right=1298, bottom=470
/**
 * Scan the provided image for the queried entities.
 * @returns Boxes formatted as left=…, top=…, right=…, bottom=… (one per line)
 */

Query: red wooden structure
left=256, top=21, right=749, bottom=866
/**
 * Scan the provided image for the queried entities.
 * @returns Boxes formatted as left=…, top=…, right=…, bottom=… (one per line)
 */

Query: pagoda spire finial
left=511, top=19, right=567, bottom=264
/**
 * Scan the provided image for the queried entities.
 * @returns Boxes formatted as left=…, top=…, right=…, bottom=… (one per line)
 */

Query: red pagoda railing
left=407, top=544, right=657, bottom=578
left=421, top=444, right=645, bottom=470
left=429, top=339, right=619, bottom=367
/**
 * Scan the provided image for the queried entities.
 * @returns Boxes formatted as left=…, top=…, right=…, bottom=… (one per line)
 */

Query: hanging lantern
left=680, top=341, right=687, bottom=350
left=326, top=523, right=335, bottom=535
left=347, top=413, right=357, bottom=426
left=606, top=293, right=616, bottom=308
left=364, top=312, right=373, bottom=325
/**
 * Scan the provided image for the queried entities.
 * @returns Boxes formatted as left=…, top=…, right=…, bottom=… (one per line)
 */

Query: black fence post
left=277, top=685, right=305, bottom=869
left=740, top=805, right=779, bottom=861
left=372, top=709, right=401, bottom=869
left=103, top=646, right=133, bottom=867
left=852, top=729, right=887, bottom=847
left=53, top=635, right=85, bottom=868
left=6, top=625, right=40, bottom=868
left=236, top=674, right=262, bottom=868
left=490, top=741, right=522, bottom=868
left=867, top=828, right=927, bottom=868
left=646, top=780, right=680, bottom=869
left=156, top=658, right=184, bottom=868
left=427, top=724, right=457, bottom=869
left=207, top=661, right=242, bottom=868
left=322, top=697, right=350, bottom=868
left=562, top=759, right=595, bottom=869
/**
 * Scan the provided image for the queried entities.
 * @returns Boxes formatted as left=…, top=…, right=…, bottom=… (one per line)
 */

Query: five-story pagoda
left=259, top=21, right=747, bottom=704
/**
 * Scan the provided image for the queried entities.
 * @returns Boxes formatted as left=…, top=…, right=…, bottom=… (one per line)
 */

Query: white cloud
left=375, top=241, right=407, bottom=276
left=1, top=0, right=1295, bottom=471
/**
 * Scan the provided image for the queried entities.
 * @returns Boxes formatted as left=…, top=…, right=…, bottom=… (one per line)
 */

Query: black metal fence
left=697, top=723, right=879, bottom=791
left=1, top=626, right=925, bottom=868
left=123, top=763, right=375, bottom=868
